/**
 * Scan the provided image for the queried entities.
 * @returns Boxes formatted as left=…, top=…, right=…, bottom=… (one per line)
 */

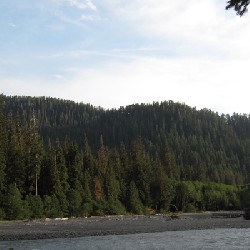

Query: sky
left=1, top=0, right=250, bottom=114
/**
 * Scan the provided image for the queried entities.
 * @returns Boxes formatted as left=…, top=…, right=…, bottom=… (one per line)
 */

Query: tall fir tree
left=5, top=116, right=26, bottom=192
left=131, top=138, right=152, bottom=207
left=0, top=95, right=6, bottom=191
left=25, top=112, right=44, bottom=195
left=64, top=140, right=82, bottom=190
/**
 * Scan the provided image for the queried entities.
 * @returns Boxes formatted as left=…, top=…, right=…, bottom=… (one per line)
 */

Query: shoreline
left=1, top=212, right=250, bottom=241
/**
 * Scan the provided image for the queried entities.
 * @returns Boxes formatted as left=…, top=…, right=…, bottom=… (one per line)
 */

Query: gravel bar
left=1, top=212, right=250, bottom=241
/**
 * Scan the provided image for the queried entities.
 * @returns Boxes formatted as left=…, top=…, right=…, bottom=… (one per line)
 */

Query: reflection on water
left=1, top=228, right=250, bottom=250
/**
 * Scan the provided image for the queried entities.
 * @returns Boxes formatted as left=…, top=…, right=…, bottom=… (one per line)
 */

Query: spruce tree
left=131, top=138, right=152, bottom=207
left=0, top=95, right=6, bottom=191
left=67, top=188, right=83, bottom=217
left=128, top=181, right=144, bottom=214
left=5, top=117, right=26, bottom=192
left=151, top=160, right=174, bottom=211
left=64, top=140, right=82, bottom=190
left=26, top=194, right=44, bottom=218
left=4, top=184, right=28, bottom=220
left=25, top=113, right=44, bottom=195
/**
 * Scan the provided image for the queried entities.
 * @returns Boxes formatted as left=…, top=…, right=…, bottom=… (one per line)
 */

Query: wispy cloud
left=85, top=0, right=97, bottom=11
left=52, top=74, right=64, bottom=80
left=54, top=10, right=87, bottom=27
left=29, top=55, right=249, bottom=114
left=8, top=22, right=17, bottom=28
left=66, top=0, right=97, bottom=11
left=103, top=0, right=250, bottom=59
left=53, top=0, right=99, bottom=26
left=80, top=14, right=96, bottom=21
left=3, top=52, right=250, bottom=115
left=42, top=47, right=167, bottom=62
left=2, top=0, right=250, bottom=115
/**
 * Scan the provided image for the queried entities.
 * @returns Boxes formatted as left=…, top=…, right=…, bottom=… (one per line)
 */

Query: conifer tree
left=81, top=172, right=93, bottom=216
left=151, top=161, right=174, bottom=211
left=5, top=117, right=26, bottom=192
left=0, top=95, right=6, bottom=191
left=26, top=194, right=44, bottom=218
left=226, top=0, right=249, bottom=16
left=103, top=164, right=120, bottom=202
left=67, top=188, right=83, bottom=216
left=82, top=133, right=95, bottom=175
left=118, top=144, right=130, bottom=205
left=25, top=113, right=44, bottom=195
left=131, top=138, right=152, bottom=207
left=128, top=181, right=144, bottom=214
left=45, top=142, right=69, bottom=215
left=81, top=134, right=94, bottom=215
left=64, top=140, right=82, bottom=190
left=161, top=142, right=179, bottom=179
left=4, top=184, right=28, bottom=220
left=43, top=194, right=62, bottom=218
left=96, top=135, right=109, bottom=177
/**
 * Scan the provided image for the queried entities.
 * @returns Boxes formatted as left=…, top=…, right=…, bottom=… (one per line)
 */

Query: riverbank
left=1, top=212, right=250, bottom=241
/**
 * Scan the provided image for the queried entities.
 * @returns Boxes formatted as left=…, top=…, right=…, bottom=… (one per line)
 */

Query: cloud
left=66, top=0, right=97, bottom=11
left=2, top=78, right=47, bottom=97
left=85, top=0, right=97, bottom=11
left=3, top=54, right=250, bottom=114
left=103, top=0, right=250, bottom=59
left=52, top=74, right=64, bottom=80
left=53, top=0, right=96, bottom=10
left=3, top=0, right=250, bottom=115
left=52, top=0, right=99, bottom=26
left=8, top=22, right=17, bottom=28
left=44, top=48, right=162, bottom=61
left=80, top=14, right=95, bottom=21
left=44, top=56, right=250, bottom=114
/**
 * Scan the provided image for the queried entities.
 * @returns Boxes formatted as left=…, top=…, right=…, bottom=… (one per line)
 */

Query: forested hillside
left=1, top=95, right=250, bottom=220
left=4, top=96, right=250, bottom=184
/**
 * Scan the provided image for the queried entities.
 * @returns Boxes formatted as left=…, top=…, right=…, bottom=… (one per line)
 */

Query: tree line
left=0, top=95, right=250, bottom=220
left=4, top=96, right=250, bottom=185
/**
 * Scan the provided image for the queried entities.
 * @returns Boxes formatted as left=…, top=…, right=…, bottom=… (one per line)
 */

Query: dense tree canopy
left=1, top=95, right=250, bottom=220
left=3, top=96, right=250, bottom=185
left=226, top=0, right=249, bottom=16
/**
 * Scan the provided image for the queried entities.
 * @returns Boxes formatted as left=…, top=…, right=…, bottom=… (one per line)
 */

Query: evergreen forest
left=1, top=95, right=250, bottom=220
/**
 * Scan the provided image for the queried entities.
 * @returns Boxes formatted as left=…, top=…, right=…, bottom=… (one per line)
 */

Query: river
left=1, top=228, right=250, bottom=249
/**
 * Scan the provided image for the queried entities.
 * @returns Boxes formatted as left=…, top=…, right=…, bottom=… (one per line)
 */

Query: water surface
left=1, top=228, right=250, bottom=250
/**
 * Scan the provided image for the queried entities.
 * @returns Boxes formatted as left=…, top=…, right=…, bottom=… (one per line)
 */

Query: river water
left=1, top=228, right=250, bottom=250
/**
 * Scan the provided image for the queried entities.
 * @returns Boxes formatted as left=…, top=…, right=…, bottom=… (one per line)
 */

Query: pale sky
left=1, top=0, right=250, bottom=114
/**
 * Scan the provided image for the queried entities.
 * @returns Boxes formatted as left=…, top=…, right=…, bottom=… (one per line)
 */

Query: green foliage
left=151, top=162, right=175, bottom=211
left=128, top=181, right=145, bottom=214
left=172, top=181, right=242, bottom=212
left=184, top=204, right=196, bottom=213
left=3, top=185, right=28, bottom=220
left=92, top=199, right=108, bottom=216
left=64, top=141, right=82, bottom=190
left=43, top=195, right=62, bottom=218
left=131, top=139, right=152, bottom=207
left=80, top=173, right=94, bottom=216
left=106, top=199, right=127, bottom=215
left=0, top=208, right=5, bottom=219
left=67, top=188, right=83, bottom=217
left=26, top=195, right=44, bottom=219
left=240, top=186, right=250, bottom=208
left=1, top=96, right=250, bottom=220
left=4, top=97, right=250, bottom=185
left=25, top=114, right=44, bottom=195
left=80, top=201, right=93, bottom=217
left=0, top=95, right=6, bottom=191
